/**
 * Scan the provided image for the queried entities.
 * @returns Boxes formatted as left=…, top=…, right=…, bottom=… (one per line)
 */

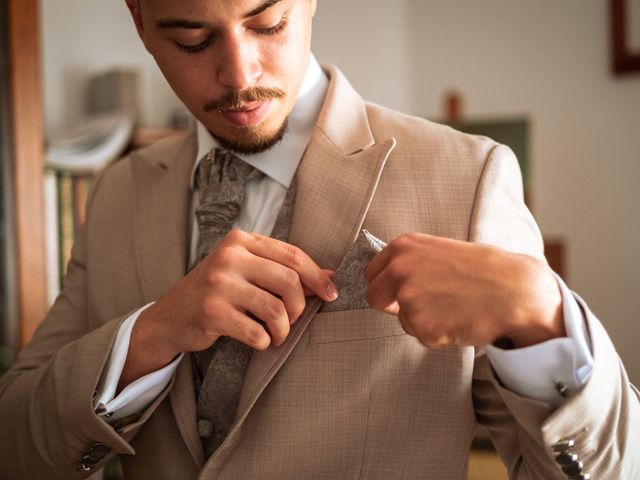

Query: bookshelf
left=43, top=127, right=182, bottom=305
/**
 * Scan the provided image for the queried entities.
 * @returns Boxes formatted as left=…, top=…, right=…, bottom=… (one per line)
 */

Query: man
left=0, top=0, right=638, bottom=478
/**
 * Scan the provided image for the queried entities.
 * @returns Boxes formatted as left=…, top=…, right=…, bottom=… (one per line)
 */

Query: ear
left=125, top=0, right=145, bottom=41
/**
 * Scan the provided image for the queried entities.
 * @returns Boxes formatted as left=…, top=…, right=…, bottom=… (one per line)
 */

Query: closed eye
left=174, top=36, right=213, bottom=54
left=172, top=11, right=288, bottom=54
left=253, top=14, right=288, bottom=36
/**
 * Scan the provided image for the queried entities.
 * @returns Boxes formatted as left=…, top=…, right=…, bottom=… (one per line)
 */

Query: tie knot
left=197, top=148, right=260, bottom=189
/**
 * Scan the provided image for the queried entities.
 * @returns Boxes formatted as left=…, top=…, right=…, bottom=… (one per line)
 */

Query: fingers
left=366, top=233, right=433, bottom=314
left=398, top=309, right=417, bottom=338
left=382, top=300, right=400, bottom=316
left=216, top=304, right=272, bottom=351
left=245, top=257, right=307, bottom=325
left=238, top=231, right=338, bottom=302
left=197, top=231, right=340, bottom=351
left=365, top=244, right=392, bottom=285
left=366, top=265, right=401, bottom=314
left=235, top=282, right=291, bottom=347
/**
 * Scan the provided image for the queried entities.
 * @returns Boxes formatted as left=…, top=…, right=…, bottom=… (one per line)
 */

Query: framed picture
left=611, top=0, right=640, bottom=74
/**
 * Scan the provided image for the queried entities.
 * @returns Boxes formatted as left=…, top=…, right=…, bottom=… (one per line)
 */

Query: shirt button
left=555, top=381, right=570, bottom=397
left=198, top=418, right=214, bottom=438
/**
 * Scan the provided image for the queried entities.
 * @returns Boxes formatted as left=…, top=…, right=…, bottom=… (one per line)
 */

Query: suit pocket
left=309, top=308, right=407, bottom=344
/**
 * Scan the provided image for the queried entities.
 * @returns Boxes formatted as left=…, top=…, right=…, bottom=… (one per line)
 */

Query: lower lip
left=221, top=100, right=272, bottom=127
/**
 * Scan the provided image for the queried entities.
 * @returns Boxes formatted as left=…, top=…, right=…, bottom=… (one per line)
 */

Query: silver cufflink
left=555, top=381, right=570, bottom=398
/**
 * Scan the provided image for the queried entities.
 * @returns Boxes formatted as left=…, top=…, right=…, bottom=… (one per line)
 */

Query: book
left=73, top=175, right=94, bottom=234
left=43, top=170, right=60, bottom=305
left=57, top=172, right=75, bottom=288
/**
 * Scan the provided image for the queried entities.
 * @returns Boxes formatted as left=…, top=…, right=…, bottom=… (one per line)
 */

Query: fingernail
left=326, top=283, right=339, bottom=301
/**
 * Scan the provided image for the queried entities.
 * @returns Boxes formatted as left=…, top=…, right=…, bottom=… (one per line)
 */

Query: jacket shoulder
left=86, top=129, right=193, bottom=221
left=95, top=129, right=193, bottom=193
left=364, top=102, right=499, bottom=165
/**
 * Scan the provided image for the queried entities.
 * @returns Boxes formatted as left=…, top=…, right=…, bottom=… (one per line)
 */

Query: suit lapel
left=203, top=66, right=397, bottom=473
left=234, top=135, right=396, bottom=420
left=131, top=128, right=206, bottom=467
left=132, top=129, right=195, bottom=302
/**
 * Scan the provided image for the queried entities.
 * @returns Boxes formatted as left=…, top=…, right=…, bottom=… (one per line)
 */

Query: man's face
left=128, top=0, right=317, bottom=153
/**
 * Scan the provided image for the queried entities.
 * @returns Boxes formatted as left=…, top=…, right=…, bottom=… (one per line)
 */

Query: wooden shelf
left=7, top=0, right=48, bottom=347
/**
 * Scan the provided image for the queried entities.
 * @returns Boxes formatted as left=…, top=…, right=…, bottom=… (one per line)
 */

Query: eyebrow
left=243, top=0, right=283, bottom=19
left=156, top=0, right=284, bottom=29
left=156, top=19, right=211, bottom=29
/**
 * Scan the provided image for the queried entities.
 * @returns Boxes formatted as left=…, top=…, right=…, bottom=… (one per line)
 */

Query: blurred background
left=1, top=0, right=639, bottom=478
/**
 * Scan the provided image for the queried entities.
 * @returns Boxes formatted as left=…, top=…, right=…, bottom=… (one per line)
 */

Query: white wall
left=41, top=0, right=640, bottom=384
left=312, top=0, right=414, bottom=115
left=40, top=0, right=182, bottom=135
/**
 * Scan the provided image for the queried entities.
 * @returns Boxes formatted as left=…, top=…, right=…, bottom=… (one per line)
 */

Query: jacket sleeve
left=469, top=143, right=640, bottom=479
left=0, top=170, right=173, bottom=479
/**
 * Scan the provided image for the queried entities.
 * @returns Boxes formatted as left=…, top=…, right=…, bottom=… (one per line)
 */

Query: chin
left=210, top=118, right=290, bottom=155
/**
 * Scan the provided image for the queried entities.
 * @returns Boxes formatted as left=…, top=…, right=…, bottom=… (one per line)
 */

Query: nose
left=217, top=33, right=262, bottom=90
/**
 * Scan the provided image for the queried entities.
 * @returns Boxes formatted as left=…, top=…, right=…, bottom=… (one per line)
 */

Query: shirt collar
left=191, top=54, right=328, bottom=190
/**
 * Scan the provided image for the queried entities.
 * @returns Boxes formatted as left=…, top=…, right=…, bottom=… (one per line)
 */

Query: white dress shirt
left=94, top=55, right=594, bottom=423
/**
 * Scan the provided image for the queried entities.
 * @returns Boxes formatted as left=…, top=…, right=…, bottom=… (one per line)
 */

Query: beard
left=204, top=86, right=289, bottom=155
left=211, top=118, right=289, bottom=155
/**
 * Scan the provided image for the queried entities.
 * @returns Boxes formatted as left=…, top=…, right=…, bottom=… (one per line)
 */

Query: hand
left=119, top=229, right=337, bottom=389
left=365, top=233, right=565, bottom=349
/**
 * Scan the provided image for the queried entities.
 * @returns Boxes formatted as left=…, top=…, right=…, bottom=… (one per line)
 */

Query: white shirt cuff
left=485, top=273, right=594, bottom=407
left=94, top=303, right=183, bottom=423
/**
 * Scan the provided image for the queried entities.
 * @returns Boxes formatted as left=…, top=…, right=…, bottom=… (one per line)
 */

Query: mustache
left=203, top=87, right=286, bottom=113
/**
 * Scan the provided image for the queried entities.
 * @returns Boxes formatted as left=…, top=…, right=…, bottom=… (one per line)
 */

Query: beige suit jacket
left=1, top=66, right=638, bottom=479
